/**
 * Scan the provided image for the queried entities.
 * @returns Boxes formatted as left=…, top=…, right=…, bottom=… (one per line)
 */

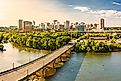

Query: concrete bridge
left=0, top=43, right=75, bottom=81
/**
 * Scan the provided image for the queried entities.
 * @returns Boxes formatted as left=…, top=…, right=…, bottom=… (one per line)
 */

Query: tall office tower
left=46, top=22, right=50, bottom=28
left=19, top=19, right=23, bottom=30
left=44, top=22, right=50, bottom=29
left=23, top=21, right=33, bottom=31
left=53, top=20, right=58, bottom=29
left=53, top=20, right=58, bottom=24
left=75, top=22, right=86, bottom=32
left=57, top=21, right=60, bottom=29
left=65, top=20, right=70, bottom=29
left=40, top=23, right=45, bottom=30
left=100, top=18, right=105, bottom=29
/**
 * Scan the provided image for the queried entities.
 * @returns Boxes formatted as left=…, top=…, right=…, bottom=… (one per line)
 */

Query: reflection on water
left=46, top=52, right=86, bottom=81
left=0, top=43, right=49, bottom=72
left=75, top=52, right=121, bottom=81
left=47, top=52, right=121, bottom=81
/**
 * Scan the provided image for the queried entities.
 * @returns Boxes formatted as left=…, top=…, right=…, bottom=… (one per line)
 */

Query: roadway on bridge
left=0, top=44, right=74, bottom=81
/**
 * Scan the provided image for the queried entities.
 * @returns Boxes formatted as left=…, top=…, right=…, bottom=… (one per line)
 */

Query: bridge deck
left=0, top=44, right=74, bottom=81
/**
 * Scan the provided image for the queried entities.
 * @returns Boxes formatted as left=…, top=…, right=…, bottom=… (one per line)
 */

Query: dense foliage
left=9, top=33, right=69, bottom=50
left=0, top=32, right=83, bottom=51
left=0, top=44, right=4, bottom=51
left=74, top=39, right=121, bottom=52
left=78, top=33, right=109, bottom=40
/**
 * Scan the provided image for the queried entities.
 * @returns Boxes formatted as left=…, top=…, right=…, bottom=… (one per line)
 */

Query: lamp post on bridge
left=43, top=59, right=44, bottom=66
left=13, top=63, right=14, bottom=69
left=27, top=69, right=28, bottom=76
left=29, top=57, right=31, bottom=62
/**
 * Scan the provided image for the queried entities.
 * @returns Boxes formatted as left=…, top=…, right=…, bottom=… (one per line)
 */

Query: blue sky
left=58, top=0, right=121, bottom=10
left=0, top=0, right=121, bottom=26
left=56, top=0, right=121, bottom=26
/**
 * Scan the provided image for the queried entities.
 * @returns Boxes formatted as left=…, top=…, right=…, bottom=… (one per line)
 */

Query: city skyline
left=0, top=0, right=121, bottom=27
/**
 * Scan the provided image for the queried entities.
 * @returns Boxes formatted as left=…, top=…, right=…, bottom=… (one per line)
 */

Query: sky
left=0, top=0, right=121, bottom=27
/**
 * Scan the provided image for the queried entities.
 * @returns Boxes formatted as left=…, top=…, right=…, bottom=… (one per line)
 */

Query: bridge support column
left=47, top=61, right=55, bottom=68
left=44, top=67, right=56, bottom=77
left=41, top=68, right=46, bottom=77
left=22, top=46, right=73, bottom=81
left=59, top=56, right=62, bottom=62
left=34, top=67, right=47, bottom=78
left=61, top=53, right=69, bottom=62
left=54, top=57, right=64, bottom=68
left=66, top=49, right=71, bottom=58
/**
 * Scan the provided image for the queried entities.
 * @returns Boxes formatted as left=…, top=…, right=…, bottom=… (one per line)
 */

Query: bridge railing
left=0, top=54, right=48, bottom=76
left=0, top=44, right=74, bottom=77
left=20, top=45, right=74, bottom=81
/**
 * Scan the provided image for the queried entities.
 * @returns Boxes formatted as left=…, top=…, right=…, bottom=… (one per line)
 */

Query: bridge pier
left=35, top=66, right=56, bottom=78
left=45, top=67, right=56, bottom=77
left=47, top=61, right=55, bottom=68
left=54, top=58, right=64, bottom=68
left=21, top=46, right=73, bottom=81
left=61, top=49, right=72, bottom=62
left=40, top=67, right=46, bottom=77
left=26, top=70, right=46, bottom=81
left=61, top=54, right=69, bottom=62
left=66, top=49, right=72, bottom=57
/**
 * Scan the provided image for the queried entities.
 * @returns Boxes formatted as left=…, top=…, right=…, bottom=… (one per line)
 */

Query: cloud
left=112, top=1, right=121, bottom=5
left=73, top=6, right=90, bottom=12
left=73, top=6, right=121, bottom=18
left=68, top=5, right=73, bottom=7
left=90, top=10, right=119, bottom=17
left=90, top=10, right=121, bottom=18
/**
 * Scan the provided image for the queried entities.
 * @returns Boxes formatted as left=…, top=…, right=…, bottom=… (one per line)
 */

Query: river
left=0, top=43, right=49, bottom=72
left=47, top=52, right=121, bottom=81
left=1, top=43, right=121, bottom=81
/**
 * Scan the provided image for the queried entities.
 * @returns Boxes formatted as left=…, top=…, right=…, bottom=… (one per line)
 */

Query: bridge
left=0, top=42, right=75, bottom=81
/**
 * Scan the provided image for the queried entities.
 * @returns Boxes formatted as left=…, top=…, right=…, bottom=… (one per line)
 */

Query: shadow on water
left=46, top=52, right=86, bottom=81
left=75, top=52, right=121, bottom=81
left=46, top=52, right=113, bottom=81
left=86, top=51, right=112, bottom=57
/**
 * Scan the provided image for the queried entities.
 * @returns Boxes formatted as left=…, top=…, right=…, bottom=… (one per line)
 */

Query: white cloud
left=90, top=10, right=120, bottom=17
left=73, top=6, right=121, bottom=18
left=68, top=5, right=73, bottom=7
left=91, top=10, right=121, bottom=18
left=112, top=1, right=121, bottom=5
left=73, top=6, right=90, bottom=12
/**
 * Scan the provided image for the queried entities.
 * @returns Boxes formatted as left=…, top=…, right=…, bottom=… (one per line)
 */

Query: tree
left=26, top=37, right=33, bottom=48
left=86, top=47, right=91, bottom=52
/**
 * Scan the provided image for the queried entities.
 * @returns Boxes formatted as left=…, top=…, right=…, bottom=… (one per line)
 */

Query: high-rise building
left=44, top=22, right=50, bottom=29
left=23, top=21, right=33, bottom=31
left=40, top=23, right=45, bottom=30
left=64, top=20, right=70, bottom=29
left=53, top=20, right=58, bottom=24
left=53, top=20, right=58, bottom=29
left=100, top=18, right=105, bottom=29
left=75, top=22, right=86, bottom=32
left=19, top=19, right=23, bottom=30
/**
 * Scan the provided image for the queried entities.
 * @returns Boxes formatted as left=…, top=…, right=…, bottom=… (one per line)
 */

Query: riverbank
left=74, top=39, right=121, bottom=52
left=0, top=43, right=74, bottom=81
left=11, top=42, right=51, bottom=53
left=0, top=43, right=48, bottom=73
